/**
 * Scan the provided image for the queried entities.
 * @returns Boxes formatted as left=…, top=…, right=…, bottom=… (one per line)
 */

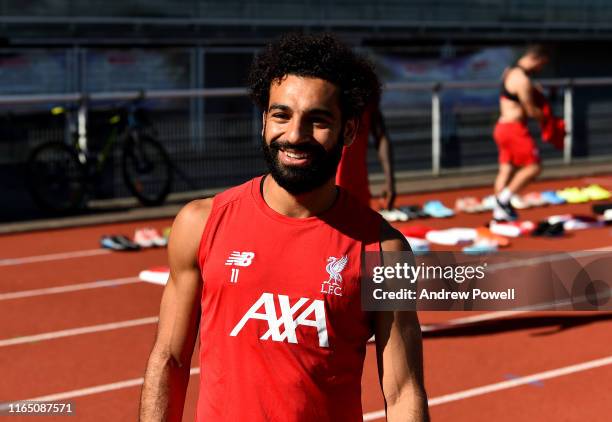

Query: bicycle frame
left=53, top=100, right=153, bottom=177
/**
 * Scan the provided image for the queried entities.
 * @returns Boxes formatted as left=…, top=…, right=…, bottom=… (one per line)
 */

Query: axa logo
left=320, top=255, right=348, bottom=296
left=230, top=293, right=329, bottom=348
left=225, top=251, right=254, bottom=283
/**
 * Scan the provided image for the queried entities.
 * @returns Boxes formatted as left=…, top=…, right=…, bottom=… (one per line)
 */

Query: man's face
left=261, top=74, right=354, bottom=195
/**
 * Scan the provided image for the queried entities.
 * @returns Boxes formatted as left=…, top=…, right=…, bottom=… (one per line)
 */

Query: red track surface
left=1, top=174, right=612, bottom=421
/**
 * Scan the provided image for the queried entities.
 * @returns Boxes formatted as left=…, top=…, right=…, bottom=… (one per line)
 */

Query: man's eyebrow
left=268, top=104, right=335, bottom=119
left=268, top=103, right=290, bottom=112
left=308, top=108, right=335, bottom=119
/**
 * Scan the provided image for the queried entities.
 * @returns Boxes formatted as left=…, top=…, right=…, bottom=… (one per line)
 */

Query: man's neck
left=262, top=175, right=338, bottom=218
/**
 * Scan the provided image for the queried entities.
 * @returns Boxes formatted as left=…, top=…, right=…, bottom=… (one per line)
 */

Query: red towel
left=535, top=90, right=565, bottom=150
left=541, top=105, right=565, bottom=150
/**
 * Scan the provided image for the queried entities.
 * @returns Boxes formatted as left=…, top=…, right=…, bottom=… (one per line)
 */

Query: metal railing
left=1, top=76, right=612, bottom=202
left=3, top=1, right=612, bottom=27
left=385, top=78, right=580, bottom=175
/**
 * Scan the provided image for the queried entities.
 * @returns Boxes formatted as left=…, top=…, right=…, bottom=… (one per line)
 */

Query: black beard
left=261, top=135, right=344, bottom=195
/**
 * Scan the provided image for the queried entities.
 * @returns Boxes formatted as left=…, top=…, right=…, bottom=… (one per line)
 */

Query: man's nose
left=284, top=115, right=312, bottom=144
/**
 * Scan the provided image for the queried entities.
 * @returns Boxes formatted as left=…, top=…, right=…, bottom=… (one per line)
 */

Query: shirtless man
left=493, top=45, right=549, bottom=221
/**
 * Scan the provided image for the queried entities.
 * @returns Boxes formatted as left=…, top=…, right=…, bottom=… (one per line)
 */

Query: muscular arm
left=512, top=71, right=545, bottom=123
left=140, top=199, right=212, bottom=421
left=374, top=222, right=429, bottom=421
left=371, top=108, right=396, bottom=210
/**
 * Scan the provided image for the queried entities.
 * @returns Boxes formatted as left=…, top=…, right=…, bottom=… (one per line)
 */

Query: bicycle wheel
left=26, top=142, right=86, bottom=212
left=122, top=135, right=172, bottom=206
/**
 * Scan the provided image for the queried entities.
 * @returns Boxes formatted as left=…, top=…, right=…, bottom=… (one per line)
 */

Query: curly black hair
left=248, top=33, right=381, bottom=120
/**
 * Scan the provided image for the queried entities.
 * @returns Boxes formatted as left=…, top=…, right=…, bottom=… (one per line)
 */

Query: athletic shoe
left=146, top=228, right=168, bottom=247
left=398, top=205, right=425, bottom=219
left=532, top=221, right=565, bottom=237
left=523, top=192, right=547, bottom=207
left=113, top=235, right=141, bottom=250
left=547, top=214, right=573, bottom=225
left=134, top=228, right=168, bottom=248
left=593, top=202, right=612, bottom=215
left=100, top=235, right=128, bottom=251
left=379, top=208, right=409, bottom=222
left=463, top=239, right=498, bottom=255
left=510, top=195, right=530, bottom=210
left=582, top=184, right=611, bottom=201
left=423, top=200, right=454, bottom=218
left=544, top=222, right=565, bottom=237
left=531, top=222, right=550, bottom=237
left=493, top=198, right=518, bottom=222
left=480, top=195, right=497, bottom=211
left=405, top=236, right=430, bottom=255
left=455, top=197, right=484, bottom=213
left=602, top=209, right=612, bottom=224
left=564, top=218, right=603, bottom=231
left=100, top=235, right=140, bottom=251
left=134, top=228, right=155, bottom=248
left=557, top=187, right=589, bottom=203
left=541, top=191, right=566, bottom=205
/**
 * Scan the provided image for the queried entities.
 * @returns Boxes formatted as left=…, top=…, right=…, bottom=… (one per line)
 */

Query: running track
left=1, top=175, right=612, bottom=421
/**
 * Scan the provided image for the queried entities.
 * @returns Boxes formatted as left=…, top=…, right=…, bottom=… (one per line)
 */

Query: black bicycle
left=26, top=100, right=173, bottom=212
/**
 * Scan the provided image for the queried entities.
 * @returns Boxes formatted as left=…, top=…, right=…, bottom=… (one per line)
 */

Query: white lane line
left=0, top=249, right=111, bottom=267
left=420, top=310, right=527, bottom=333
left=363, top=354, right=612, bottom=421
left=3, top=355, right=611, bottom=416
left=0, top=316, right=159, bottom=347
left=0, top=368, right=201, bottom=411
left=0, top=277, right=140, bottom=301
left=417, top=244, right=612, bottom=333
left=419, top=294, right=599, bottom=333
left=430, top=355, right=612, bottom=405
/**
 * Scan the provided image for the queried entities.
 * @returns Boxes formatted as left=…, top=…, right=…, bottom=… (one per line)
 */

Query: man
left=140, top=33, right=429, bottom=421
left=493, top=45, right=549, bottom=221
left=336, top=91, right=397, bottom=209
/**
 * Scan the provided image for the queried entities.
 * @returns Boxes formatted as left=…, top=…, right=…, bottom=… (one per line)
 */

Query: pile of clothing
left=380, top=184, right=611, bottom=223
left=455, top=184, right=611, bottom=214
left=400, top=209, right=612, bottom=256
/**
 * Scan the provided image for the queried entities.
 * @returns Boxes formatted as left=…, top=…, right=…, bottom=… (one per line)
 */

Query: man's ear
left=261, top=111, right=267, bottom=137
left=343, top=117, right=359, bottom=147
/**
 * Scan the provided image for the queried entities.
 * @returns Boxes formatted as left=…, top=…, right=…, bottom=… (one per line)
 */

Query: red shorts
left=493, top=121, right=540, bottom=166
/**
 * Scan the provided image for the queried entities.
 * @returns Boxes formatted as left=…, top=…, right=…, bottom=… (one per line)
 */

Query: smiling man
left=140, top=33, right=428, bottom=422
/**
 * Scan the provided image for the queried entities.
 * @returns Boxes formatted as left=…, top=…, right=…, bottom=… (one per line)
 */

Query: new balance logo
left=230, top=293, right=329, bottom=348
left=225, top=251, right=254, bottom=283
left=225, top=251, right=255, bottom=267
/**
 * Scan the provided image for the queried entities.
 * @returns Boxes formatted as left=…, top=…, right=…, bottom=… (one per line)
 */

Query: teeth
left=285, top=151, right=307, bottom=159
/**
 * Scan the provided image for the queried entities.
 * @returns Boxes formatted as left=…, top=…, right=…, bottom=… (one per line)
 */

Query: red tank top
left=336, top=108, right=372, bottom=206
left=195, top=176, right=382, bottom=421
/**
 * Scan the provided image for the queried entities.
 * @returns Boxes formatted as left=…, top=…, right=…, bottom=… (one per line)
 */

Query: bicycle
left=26, top=99, right=173, bottom=213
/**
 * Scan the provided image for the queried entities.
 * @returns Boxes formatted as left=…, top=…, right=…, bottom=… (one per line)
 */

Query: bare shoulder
left=168, top=198, right=214, bottom=265
left=174, top=198, right=213, bottom=227
left=507, top=67, right=530, bottom=86
left=380, top=220, right=411, bottom=252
